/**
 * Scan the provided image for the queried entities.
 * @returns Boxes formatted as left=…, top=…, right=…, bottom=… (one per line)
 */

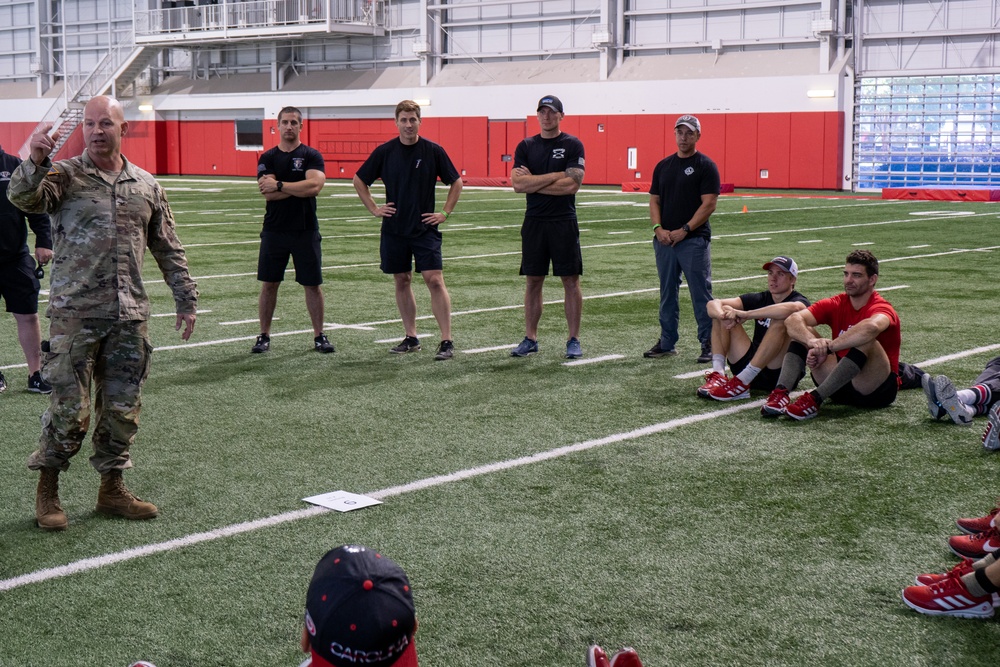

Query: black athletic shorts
left=826, top=372, right=899, bottom=408
left=380, top=229, right=443, bottom=274
left=730, top=346, right=784, bottom=391
left=519, top=216, right=583, bottom=277
left=0, top=253, right=41, bottom=315
left=257, top=230, right=323, bottom=286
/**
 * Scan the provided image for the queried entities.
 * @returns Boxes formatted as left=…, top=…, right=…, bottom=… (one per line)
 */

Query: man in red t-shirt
left=761, top=250, right=901, bottom=421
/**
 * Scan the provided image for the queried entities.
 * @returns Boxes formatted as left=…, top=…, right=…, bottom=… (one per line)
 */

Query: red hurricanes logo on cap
left=305, top=610, right=317, bottom=637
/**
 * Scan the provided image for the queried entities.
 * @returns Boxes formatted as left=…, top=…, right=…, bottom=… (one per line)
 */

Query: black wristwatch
left=276, top=181, right=283, bottom=192
left=682, top=223, right=691, bottom=233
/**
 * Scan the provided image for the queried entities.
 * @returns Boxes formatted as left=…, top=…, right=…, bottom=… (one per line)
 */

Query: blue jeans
left=653, top=236, right=713, bottom=350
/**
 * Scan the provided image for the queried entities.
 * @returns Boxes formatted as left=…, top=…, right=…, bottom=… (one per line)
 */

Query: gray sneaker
left=565, top=337, right=583, bottom=359
left=510, top=337, right=538, bottom=357
left=935, top=375, right=974, bottom=425
left=922, top=373, right=946, bottom=420
left=983, top=403, right=1000, bottom=451
left=434, top=340, right=454, bottom=361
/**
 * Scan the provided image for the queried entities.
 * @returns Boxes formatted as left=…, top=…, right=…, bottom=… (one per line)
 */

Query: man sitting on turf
left=762, top=249, right=901, bottom=421
left=698, top=256, right=810, bottom=401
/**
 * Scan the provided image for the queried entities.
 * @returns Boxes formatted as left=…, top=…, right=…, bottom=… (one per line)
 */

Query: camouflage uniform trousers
left=28, top=318, right=153, bottom=473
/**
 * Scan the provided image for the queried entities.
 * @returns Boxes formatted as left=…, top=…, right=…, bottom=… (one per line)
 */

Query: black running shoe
left=390, top=336, right=421, bottom=354
left=251, top=333, right=270, bottom=353
left=0, top=370, right=7, bottom=393
left=28, top=371, right=52, bottom=394
left=434, top=340, right=455, bottom=360
left=314, top=334, right=335, bottom=353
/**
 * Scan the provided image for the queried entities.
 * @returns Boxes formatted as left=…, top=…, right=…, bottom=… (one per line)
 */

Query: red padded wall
left=106, top=111, right=844, bottom=189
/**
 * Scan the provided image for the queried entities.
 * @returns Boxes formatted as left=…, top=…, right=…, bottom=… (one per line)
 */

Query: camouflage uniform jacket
left=7, top=151, right=198, bottom=320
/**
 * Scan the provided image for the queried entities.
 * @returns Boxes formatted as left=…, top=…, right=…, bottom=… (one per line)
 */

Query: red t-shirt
left=807, top=291, right=901, bottom=376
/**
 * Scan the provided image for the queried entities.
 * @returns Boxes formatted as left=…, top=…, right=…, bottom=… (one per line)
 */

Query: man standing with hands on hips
left=353, top=100, right=463, bottom=360
left=253, top=105, right=333, bottom=355
left=9, top=95, right=198, bottom=531
left=510, top=94, right=587, bottom=359
left=646, top=114, right=720, bottom=363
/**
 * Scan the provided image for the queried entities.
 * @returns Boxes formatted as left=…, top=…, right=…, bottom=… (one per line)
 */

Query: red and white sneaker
left=587, top=645, right=610, bottom=667
left=785, top=391, right=820, bottom=421
left=901, top=576, right=995, bottom=618
left=956, top=506, right=999, bottom=535
left=915, top=557, right=976, bottom=585
left=697, top=370, right=728, bottom=398
left=949, top=527, right=1000, bottom=559
left=761, top=387, right=790, bottom=417
left=609, top=648, right=644, bottom=667
left=708, top=376, right=750, bottom=401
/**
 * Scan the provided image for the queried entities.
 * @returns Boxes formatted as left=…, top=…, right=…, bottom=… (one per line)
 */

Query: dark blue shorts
left=257, top=230, right=323, bottom=286
left=519, top=216, right=583, bottom=277
left=380, top=229, right=443, bottom=274
left=0, top=253, right=41, bottom=314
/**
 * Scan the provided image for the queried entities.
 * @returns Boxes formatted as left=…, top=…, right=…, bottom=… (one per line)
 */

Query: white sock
left=712, top=354, right=726, bottom=374
left=737, top=364, right=762, bottom=385
left=957, top=389, right=976, bottom=405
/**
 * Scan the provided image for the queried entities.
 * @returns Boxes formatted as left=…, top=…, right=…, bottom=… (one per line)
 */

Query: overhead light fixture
left=138, top=104, right=154, bottom=111
left=807, top=89, right=835, bottom=99
left=413, top=99, right=431, bottom=107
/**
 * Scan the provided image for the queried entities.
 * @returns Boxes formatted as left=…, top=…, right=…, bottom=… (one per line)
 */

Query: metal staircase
left=18, top=43, right=161, bottom=161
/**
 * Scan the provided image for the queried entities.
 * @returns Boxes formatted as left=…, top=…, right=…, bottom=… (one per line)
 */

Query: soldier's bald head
left=84, top=95, right=125, bottom=122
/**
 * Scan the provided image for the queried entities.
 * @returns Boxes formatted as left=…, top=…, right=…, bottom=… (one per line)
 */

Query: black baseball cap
left=537, top=95, right=564, bottom=113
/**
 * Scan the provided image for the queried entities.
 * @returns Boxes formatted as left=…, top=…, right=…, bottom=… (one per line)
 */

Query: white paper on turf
left=302, top=490, right=382, bottom=512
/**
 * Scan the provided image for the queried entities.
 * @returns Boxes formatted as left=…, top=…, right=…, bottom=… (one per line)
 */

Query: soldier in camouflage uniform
left=8, top=95, right=198, bottom=531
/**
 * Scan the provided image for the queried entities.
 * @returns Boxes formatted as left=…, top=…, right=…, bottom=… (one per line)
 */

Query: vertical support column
left=418, top=0, right=433, bottom=86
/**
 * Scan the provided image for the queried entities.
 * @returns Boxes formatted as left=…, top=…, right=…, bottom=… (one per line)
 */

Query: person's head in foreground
left=302, top=545, right=418, bottom=667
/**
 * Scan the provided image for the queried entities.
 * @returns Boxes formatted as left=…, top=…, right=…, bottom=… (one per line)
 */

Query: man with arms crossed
left=699, top=256, right=809, bottom=401
left=9, top=95, right=198, bottom=530
left=510, top=94, right=586, bottom=359
left=646, top=115, right=720, bottom=363
left=1, top=143, right=52, bottom=394
left=353, top=100, right=463, bottom=360
left=763, top=249, right=901, bottom=421
left=253, top=106, right=333, bottom=355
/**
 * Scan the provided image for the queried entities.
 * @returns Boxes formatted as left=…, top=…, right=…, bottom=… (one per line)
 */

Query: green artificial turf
left=1, top=181, right=998, bottom=666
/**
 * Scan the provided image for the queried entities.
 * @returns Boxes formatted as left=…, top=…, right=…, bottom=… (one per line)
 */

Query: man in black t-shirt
left=697, top=256, right=810, bottom=401
left=510, top=95, right=587, bottom=360
left=353, top=100, right=463, bottom=360
left=253, top=106, right=333, bottom=355
left=0, top=145, right=53, bottom=394
left=646, top=115, right=721, bottom=363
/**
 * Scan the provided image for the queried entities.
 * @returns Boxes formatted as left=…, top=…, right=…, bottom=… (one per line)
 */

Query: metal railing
left=134, top=0, right=384, bottom=37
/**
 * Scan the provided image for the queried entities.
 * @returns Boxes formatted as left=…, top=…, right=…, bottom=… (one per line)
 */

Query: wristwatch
left=276, top=181, right=283, bottom=192
left=682, top=223, right=691, bottom=233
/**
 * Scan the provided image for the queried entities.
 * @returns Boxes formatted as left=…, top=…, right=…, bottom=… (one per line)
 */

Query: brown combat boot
left=96, top=469, right=158, bottom=520
left=35, top=467, right=69, bottom=531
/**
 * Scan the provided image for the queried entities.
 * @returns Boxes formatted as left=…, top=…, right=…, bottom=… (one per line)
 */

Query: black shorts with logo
left=519, top=216, right=583, bottom=277
left=257, top=230, right=323, bottom=286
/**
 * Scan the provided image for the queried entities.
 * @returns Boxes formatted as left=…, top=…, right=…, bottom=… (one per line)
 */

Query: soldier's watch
left=682, top=223, right=691, bottom=233
left=276, top=181, right=283, bottom=192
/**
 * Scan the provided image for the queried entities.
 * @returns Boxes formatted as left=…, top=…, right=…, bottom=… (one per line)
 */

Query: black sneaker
left=434, top=340, right=455, bottom=360
left=643, top=341, right=677, bottom=358
left=251, top=333, right=270, bottom=354
left=0, top=370, right=7, bottom=393
left=696, top=341, right=712, bottom=363
left=28, top=371, right=52, bottom=394
left=390, top=336, right=421, bottom=354
left=314, top=334, right=335, bottom=353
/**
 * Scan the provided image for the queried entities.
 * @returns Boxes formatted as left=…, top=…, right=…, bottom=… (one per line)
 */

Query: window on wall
left=854, top=75, right=1000, bottom=190
left=235, top=118, right=263, bottom=150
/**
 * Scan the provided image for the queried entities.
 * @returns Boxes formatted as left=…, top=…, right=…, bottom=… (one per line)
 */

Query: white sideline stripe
left=463, top=344, right=515, bottom=354
left=0, top=400, right=763, bottom=593
left=798, top=239, right=824, bottom=243
left=917, top=343, right=1000, bottom=367
left=374, top=333, right=436, bottom=344
left=220, top=317, right=277, bottom=326
left=563, top=354, right=625, bottom=366
left=151, top=309, right=211, bottom=317
left=876, top=284, right=909, bottom=291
